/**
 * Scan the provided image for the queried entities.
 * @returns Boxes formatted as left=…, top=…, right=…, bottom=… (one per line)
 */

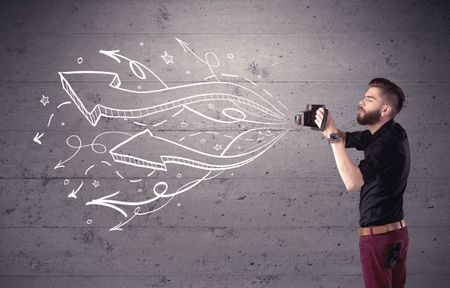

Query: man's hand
left=315, top=107, right=337, bottom=137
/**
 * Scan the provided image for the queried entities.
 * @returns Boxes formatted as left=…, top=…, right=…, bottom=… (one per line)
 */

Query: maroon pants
left=359, top=226, right=409, bottom=288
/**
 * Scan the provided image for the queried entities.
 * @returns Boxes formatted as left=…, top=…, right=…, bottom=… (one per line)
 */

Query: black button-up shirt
left=345, top=119, right=410, bottom=227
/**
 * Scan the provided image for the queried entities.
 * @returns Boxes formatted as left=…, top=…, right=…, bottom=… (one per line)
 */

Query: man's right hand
left=315, top=107, right=337, bottom=138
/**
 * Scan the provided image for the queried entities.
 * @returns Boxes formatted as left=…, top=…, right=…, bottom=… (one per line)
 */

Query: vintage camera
left=294, top=104, right=328, bottom=131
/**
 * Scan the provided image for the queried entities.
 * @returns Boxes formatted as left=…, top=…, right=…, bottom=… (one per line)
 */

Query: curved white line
left=84, top=164, right=95, bottom=175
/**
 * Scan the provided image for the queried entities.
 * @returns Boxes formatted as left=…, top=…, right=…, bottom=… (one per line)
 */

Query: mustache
left=358, top=106, right=364, bottom=112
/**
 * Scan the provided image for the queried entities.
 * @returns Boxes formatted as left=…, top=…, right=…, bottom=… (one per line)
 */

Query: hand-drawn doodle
left=33, top=132, right=45, bottom=145
left=161, top=50, right=174, bottom=64
left=49, top=37, right=290, bottom=231
left=40, top=94, right=49, bottom=106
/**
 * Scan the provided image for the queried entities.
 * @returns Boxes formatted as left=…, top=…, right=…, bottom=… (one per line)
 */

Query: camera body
left=294, top=104, right=328, bottom=131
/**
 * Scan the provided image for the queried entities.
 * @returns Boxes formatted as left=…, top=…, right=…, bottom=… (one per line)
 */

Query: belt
left=359, top=220, right=406, bottom=237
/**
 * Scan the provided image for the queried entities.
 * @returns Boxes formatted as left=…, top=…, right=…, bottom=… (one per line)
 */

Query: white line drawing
left=109, top=128, right=288, bottom=172
left=244, top=78, right=258, bottom=86
left=175, top=37, right=222, bottom=82
left=33, top=132, right=44, bottom=145
left=133, top=121, right=147, bottom=127
left=115, top=170, right=124, bottom=179
left=57, top=101, right=71, bottom=109
left=40, top=94, right=49, bottom=106
left=278, top=100, right=289, bottom=111
left=92, top=180, right=100, bottom=188
left=171, top=107, right=184, bottom=118
left=262, top=89, right=274, bottom=98
left=161, top=51, right=174, bottom=64
left=54, top=131, right=132, bottom=170
left=53, top=41, right=290, bottom=231
left=68, top=181, right=84, bottom=199
left=77, top=57, right=83, bottom=64
left=152, top=120, right=167, bottom=127
left=59, top=71, right=286, bottom=127
left=221, top=73, right=238, bottom=78
left=99, top=49, right=168, bottom=87
left=47, top=113, right=54, bottom=127
left=84, top=164, right=95, bottom=175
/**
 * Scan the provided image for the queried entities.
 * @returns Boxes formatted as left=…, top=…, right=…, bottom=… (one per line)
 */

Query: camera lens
left=294, top=113, right=302, bottom=125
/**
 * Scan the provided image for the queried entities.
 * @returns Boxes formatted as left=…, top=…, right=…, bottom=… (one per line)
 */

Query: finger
left=316, top=108, right=324, bottom=117
left=315, top=113, right=323, bottom=121
left=315, top=119, right=321, bottom=127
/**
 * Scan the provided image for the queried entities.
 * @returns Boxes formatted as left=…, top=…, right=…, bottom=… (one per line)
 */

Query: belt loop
left=400, top=220, right=403, bottom=229
left=369, top=226, right=373, bottom=235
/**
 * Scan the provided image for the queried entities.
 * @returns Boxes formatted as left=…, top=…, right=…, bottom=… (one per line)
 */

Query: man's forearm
left=329, top=140, right=364, bottom=192
left=314, top=108, right=364, bottom=192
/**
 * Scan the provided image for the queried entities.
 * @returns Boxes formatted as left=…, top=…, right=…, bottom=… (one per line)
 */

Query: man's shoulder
left=389, top=121, right=408, bottom=142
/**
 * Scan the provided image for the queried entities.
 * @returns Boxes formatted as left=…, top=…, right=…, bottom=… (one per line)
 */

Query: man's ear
left=381, top=104, right=393, bottom=117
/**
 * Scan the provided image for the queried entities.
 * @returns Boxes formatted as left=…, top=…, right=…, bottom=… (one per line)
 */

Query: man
left=314, top=78, right=410, bottom=288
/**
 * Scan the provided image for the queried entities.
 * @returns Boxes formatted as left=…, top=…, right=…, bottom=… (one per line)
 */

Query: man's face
left=357, top=87, right=385, bottom=125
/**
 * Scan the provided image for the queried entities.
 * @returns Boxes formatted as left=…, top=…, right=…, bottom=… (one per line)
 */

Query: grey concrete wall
left=0, top=0, right=449, bottom=287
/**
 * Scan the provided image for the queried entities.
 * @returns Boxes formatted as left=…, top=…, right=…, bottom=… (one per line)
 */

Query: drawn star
left=213, top=144, right=223, bottom=151
left=92, top=180, right=100, bottom=188
left=40, top=94, right=49, bottom=106
left=161, top=51, right=174, bottom=64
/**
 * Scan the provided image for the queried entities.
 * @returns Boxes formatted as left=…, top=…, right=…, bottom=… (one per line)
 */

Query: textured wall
left=1, top=1, right=449, bottom=287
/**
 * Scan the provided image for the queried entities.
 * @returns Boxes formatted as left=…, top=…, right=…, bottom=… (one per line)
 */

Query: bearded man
left=315, top=78, right=410, bottom=288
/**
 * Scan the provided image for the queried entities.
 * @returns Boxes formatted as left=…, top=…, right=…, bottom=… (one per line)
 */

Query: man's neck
left=367, top=118, right=392, bottom=134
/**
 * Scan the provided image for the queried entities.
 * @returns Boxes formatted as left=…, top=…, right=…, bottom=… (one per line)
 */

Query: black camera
left=294, top=104, right=328, bottom=131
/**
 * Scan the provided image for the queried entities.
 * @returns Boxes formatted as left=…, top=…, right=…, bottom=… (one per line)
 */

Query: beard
left=357, top=107, right=381, bottom=125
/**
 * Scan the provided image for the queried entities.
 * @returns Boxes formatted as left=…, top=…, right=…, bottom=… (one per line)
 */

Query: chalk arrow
left=68, top=181, right=84, bottom=199
left=59, top=71, right=286, bottom=127
left=109, top=128, right=289, bottom=172
left=99, top=49, right=122, bottom=63
left=33, top=132, right=44, bottom=145
left=54, top=160, right=65, bottom=170
left=174, top=37, right=190, bottom=53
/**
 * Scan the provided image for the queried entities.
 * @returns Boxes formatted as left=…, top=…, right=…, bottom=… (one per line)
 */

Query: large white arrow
left=109, top=128, right=289, bottom=171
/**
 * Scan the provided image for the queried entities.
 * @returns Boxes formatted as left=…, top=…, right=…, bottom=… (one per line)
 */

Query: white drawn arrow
left=99, top=49, right=168, bottom=87
left=174, top=37, right=220, bottom=81
left=174, top=37, right=211, bottom=66
left=109, top=128, right=289, bottom=171
left=33, top=132, right=45, bottom=145
left=59, top=71, right=286, bottom=127
left=68, top=181, right=84, bottom=199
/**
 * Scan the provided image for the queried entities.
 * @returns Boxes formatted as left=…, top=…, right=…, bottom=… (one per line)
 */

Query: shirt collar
left=370, top=118, right=395, bottom=140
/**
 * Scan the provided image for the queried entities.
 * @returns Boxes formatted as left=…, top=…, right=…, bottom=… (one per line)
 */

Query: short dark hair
left=368, top=78, right=405, bottom=115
